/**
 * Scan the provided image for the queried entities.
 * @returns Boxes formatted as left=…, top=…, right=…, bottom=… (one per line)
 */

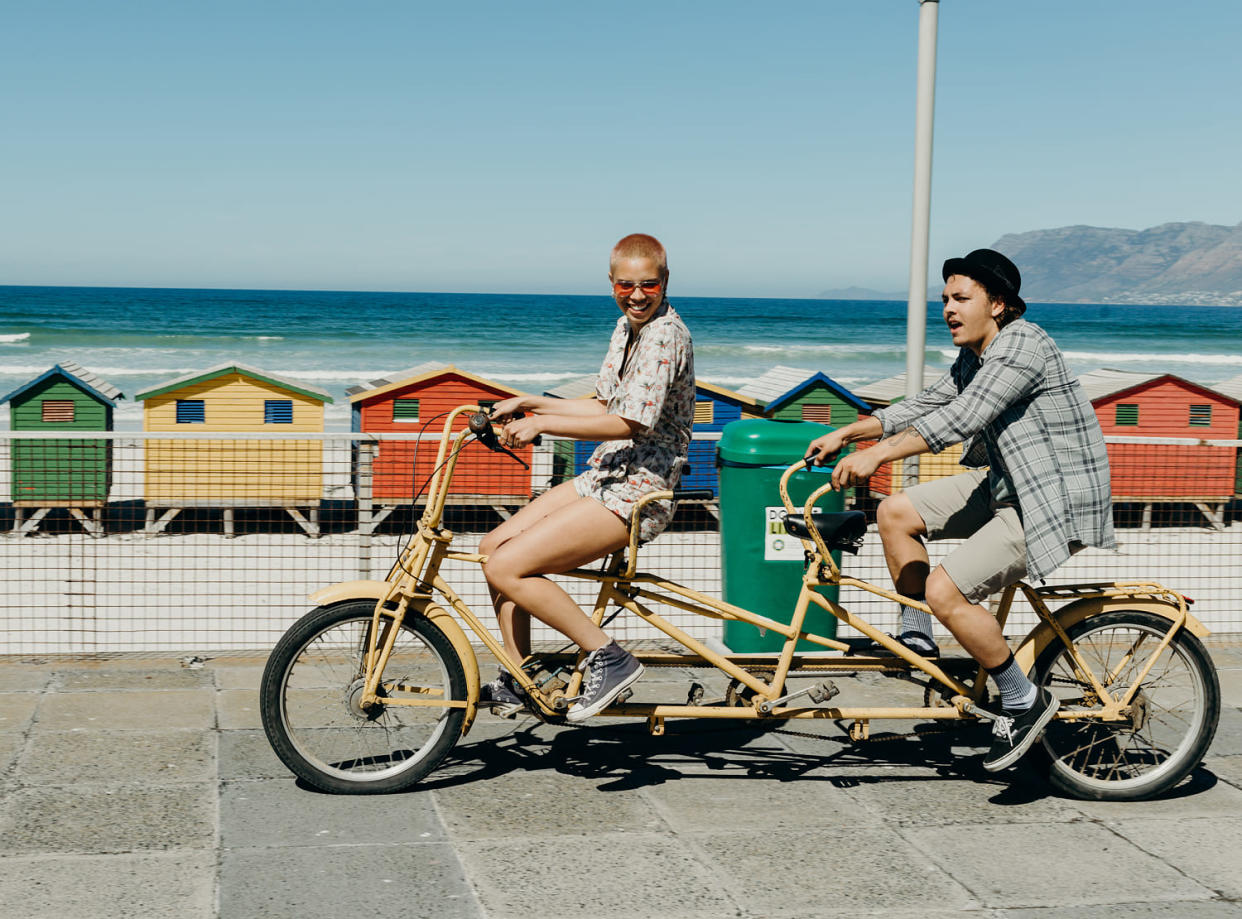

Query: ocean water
left=2, top=285, right=1241, bottom=431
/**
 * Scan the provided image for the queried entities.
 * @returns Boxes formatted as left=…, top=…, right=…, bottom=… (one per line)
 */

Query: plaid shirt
left=874, top=319, right=1115, bottom=579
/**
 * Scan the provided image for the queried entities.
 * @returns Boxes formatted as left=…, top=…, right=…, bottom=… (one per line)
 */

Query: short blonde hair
left=610, top=233, right=668, bottom=278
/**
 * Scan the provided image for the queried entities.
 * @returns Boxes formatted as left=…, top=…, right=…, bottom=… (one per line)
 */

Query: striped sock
left=987, top=652, right=1037, bottom=710
left=899, top=596, right=935, bottom=650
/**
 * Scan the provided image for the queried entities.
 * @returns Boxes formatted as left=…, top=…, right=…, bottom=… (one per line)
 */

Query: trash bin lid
left=717, top=418, right=834, bottom=467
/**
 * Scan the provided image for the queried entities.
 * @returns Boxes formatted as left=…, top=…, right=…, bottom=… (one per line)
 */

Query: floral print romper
left=574, top=302, right=695, bottom=543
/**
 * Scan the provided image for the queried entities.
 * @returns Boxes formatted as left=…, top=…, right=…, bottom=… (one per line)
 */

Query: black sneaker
left=479, top=669, right=528, bottom=718
left=566, top=641, right=644, bottom=723
left=858, top=630, right=940, bottom=660
left=982, top=687, right=1059, bottom=772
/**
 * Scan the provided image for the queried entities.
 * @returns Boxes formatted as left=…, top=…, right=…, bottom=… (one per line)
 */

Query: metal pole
left=905, top=0, right=939, bottom=400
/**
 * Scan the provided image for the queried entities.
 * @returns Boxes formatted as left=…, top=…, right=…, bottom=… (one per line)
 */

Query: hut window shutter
left=802, top=404, right=832, bottom=424
left=264, top=400, right=293, bottom=424
left=392, top=399, right=420, bottom=421
left=1188, top=404, right=1212, bottom=426
left=1114, top=404, right=1139, bottom=426
left=478, top=400, right=496, bottom=414
left=694, top=401, right=714, bottom=424
left=176, top=400, right=205, bottom=424
left=41, top=400, right=75, bottom=422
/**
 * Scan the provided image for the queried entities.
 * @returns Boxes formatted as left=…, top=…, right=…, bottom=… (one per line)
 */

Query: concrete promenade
left=2, top=644, right=1242, bottom=918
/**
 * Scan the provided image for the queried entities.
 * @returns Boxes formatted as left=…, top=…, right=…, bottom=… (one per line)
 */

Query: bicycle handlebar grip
left=672, top=488, right=714, bottom=500
left=467, top=411, right=541, bottom=448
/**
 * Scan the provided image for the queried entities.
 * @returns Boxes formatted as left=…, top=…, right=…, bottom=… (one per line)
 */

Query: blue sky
left=2, top=1, right=1239, bottom=297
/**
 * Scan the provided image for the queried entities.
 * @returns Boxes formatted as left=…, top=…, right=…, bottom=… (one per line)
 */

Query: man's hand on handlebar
left=829, top=448, right=881, bottom=491
left=804, top=430, right=847, bottom=467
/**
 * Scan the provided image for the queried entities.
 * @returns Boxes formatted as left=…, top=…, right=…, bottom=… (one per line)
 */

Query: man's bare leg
left=876, top=494, right=936, bottom=649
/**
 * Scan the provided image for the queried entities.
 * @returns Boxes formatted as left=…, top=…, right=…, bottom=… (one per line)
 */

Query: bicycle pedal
left=686, top=682, right=705, bottom=705
left=614, top=688, right=634, bottom=705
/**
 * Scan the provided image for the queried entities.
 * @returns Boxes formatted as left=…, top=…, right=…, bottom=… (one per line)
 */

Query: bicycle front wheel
left=260, top=600, right=467, bottom=794
left=1033, top=610, right=1219, bottom=801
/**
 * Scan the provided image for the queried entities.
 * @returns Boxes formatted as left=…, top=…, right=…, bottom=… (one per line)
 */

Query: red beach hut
left=1078, top=369, right=1240, bottom=526
left=348, top=363, right=533, bottom=508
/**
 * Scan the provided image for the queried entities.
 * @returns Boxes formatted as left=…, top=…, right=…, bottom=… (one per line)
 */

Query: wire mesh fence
left=1, top=430, right=1239, bottom=655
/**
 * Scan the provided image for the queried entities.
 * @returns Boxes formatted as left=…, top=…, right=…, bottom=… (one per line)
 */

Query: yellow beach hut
left=134, top=363, right=333, bottom=536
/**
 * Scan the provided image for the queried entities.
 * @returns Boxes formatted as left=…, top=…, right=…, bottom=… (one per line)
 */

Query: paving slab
left=842, top=775, right=1085, bottom=826
left=1206, top=705, right=1242, bottom=756
left=221, top=843, right=480, bottom=919
left=903, top=821, right=1213, bottom=908
left=0, top=784, right=215, bottom=854
left=1066, top=769, right=1242, bottom=822
left=639, top=772, right=882, bottom=831
left=0, top=851, right=215, bottom=919
left=0, top=665, right=51, bottom=692
left=216, top=688, right=263, bottom=729
left=52, top=667, right=214, bottom=691
left=434, top=766, right=666, bottom=839
left=1002, top=903, right=1242, bottom=918
left=1112, top=816, right=1242, bottom=900
left=36, top=689, right=214, bottom=731
left=458, top=832, right=735, bottom=918
left=218, top=728, right=289, bottom=780
left=1204, top=753, right=1242, bottom=790
left=0, top=692, right=40, bottom=732
left=220, top=777, right=446, bottom=848
left=0, top=731, right=24, bottom=774
left=697, top=825, right=976, bottom=915
left=209, top=663, right=265, bottom=690
left=17, top=729, right=215, bottom=785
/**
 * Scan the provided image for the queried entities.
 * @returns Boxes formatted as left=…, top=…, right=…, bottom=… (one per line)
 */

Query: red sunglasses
left=612, top=279, right=663, bottom=296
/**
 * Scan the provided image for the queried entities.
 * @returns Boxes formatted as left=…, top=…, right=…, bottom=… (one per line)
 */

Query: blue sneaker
left=566, top=641, right=644, bottom=723
left=479, top=669, right=528, bottom=718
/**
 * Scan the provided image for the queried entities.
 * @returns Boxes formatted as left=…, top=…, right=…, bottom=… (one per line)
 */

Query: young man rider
left=805, top=249, right=1114, bottom=771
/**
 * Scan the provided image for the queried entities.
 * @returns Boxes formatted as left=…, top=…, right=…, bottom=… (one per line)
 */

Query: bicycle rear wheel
left=1032, top=610, right=1219, bottom=801
left=260, top=600, right=467, bottom=794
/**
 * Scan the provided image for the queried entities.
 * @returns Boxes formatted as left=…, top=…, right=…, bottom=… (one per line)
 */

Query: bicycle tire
left=1032, top=609, right=1219, bottom=801
left=260, top=600, right=467, bottom=794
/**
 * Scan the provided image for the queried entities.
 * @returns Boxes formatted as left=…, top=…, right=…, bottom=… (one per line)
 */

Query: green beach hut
left=737, top=365, right=871, bottom=426
left=2, top=361, right=123, bottom=536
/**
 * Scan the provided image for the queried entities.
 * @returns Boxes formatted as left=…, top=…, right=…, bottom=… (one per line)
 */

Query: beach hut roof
left=694, top=379, right=766, bottom=410
left=1, top=361, right=124, bottom=407
left=134, top=363, right=334, bottom=403
left=346, top=363, right=526, bottom=403
left=543, top=374, right=598, bottom=399
left=743, top=366, right=870, bottom=413
left=1075, top=369, right=1240, bottom=406
left=851, top=366, right=944, bottom=407
left=1208, top=373, right=1242, bottom=403
left=736, top=365, right=816, bottom=405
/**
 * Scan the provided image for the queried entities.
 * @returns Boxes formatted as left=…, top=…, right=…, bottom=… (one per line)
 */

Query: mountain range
left=821, top=221, right=1242, bottom=305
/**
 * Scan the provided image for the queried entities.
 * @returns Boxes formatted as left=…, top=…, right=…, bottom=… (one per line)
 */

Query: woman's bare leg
left=478, top=482, right=592, bottom=668
left=482, top=495, right=630, bottom=652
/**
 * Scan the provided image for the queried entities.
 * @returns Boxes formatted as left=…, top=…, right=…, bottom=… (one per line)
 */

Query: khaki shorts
left=904, top=468, right=1027, bottom=603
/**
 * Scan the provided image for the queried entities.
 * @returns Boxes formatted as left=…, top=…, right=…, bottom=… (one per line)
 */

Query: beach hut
left=348, top=364, right=533, bottom=527
left=1079, top=370, right=1240, bottom=528
left=1, top=361, right=123, bottom=536
left=545, top=376, right=764, bottom=498
left=1212, top=373, right=1242, bottom=497
left=135, top=363, right=332, bottom=537
left=737, top=365, right=870, bottom=427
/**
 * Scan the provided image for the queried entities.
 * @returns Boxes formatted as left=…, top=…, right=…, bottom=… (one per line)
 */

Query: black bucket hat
left=942, top=249, right=1026, bottom=315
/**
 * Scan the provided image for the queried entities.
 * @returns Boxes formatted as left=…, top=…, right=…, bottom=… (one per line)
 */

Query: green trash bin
left=716, top=418, right=844, bottom=652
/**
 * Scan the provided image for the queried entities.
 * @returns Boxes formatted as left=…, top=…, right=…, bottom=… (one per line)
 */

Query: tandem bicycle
left=260, top=405, right=1220, bottom=801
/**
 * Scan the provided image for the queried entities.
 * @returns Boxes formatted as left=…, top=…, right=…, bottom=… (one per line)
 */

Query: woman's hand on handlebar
left=804, top=430, right=847, bottom=467
left=500, top=414, right=543, bottom=448
left=488, top=396, right=528, bottom=423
